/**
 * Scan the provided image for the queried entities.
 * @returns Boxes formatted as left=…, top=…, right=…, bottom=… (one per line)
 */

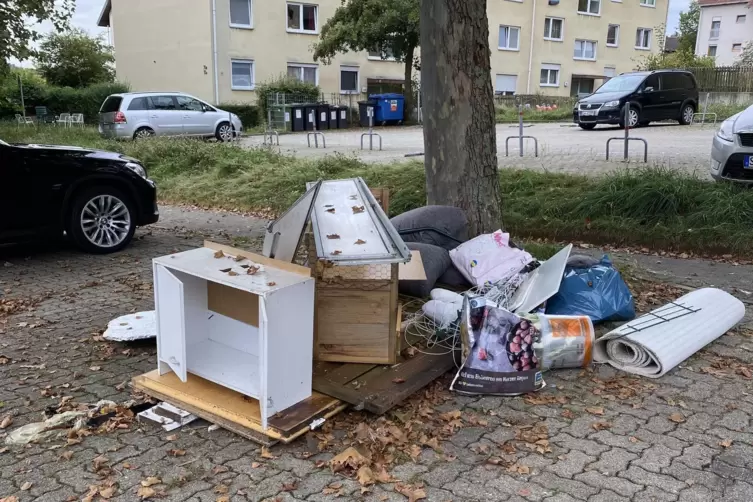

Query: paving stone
left=590, top=430, right=650, bottom=454
left=724, top=481, right=753, bottom=502
left=422, top=460, right=472, bottom=487
left=633, top=444, right=681, bottom=473
left=545, top=451, right=595, bottom=478
left=444, top=478, right=511, bottom=501
left=619, top=466, right=686, bottom=495
left=678, top=485, right=723, bottom=502
left=632, top=485, right=679, bottom=501
left=549, top=433, right=610, bottom=456
left=575, top=470, right=643, bottom=496
left=585, top=447, right=637, bottom=474
left=588, top=489, right=629, bottom=502
left=449, top=427, right=487, bottom=448
left=530, top=472, right=599, bottom=500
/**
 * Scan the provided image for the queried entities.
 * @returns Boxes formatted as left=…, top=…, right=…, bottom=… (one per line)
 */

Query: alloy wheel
left=218, top=124, right=233, bottom=142
left=80, top=195, right=131, bottom=249
left=683, top=106, right=694, bottom=124
left=628, top=109, right=639, bottom=128
left=135, top=129, right=153, bottom=139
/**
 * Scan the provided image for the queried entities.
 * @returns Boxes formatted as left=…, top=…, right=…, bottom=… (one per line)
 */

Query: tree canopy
left=34, top=29, right=115, bottom=88
left=736, top=42, right=753, bottom=67
left=0, top=0, right=73, bottom=66
left=676, top=1, right=700, bottom=54
left=634, top=25, right=715, bottom=70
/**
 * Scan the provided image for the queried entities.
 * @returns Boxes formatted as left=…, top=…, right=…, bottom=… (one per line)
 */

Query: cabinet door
left=155, top=265, right=187, bottom=381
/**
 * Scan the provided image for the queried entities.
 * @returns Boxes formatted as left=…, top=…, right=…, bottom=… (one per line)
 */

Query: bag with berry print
left=451, top=296, right=594, bottom=396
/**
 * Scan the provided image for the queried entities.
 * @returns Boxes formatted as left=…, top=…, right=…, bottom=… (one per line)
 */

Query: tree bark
left=420, top=0, right=501, bottom=236
left=403, top=44, right=415, bottom=122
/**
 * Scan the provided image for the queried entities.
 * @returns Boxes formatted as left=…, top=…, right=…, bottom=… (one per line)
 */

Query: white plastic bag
left=449, top=231, right=533, bottom=287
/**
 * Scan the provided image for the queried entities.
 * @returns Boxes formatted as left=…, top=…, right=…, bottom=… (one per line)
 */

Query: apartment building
left=695, top=0, right=752, bottom=66
left=97, top=0, right=669, bottom=104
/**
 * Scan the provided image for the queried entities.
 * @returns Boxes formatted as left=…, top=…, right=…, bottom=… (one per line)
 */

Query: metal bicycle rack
left=263, top=110, right=280, bottom=146
left=360, top=106, right=382, bottom=151
left=691, top=92, right=719, bottom=125
left=605, top=104, right=648, bottom=163
left=504, top=105, right=538, bottom=157
left=306, top=111, right=326, bottom=148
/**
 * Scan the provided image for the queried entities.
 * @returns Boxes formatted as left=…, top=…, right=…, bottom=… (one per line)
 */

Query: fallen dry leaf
left=332, top=250, right=342, bottom=255
left=326, top=208, right=336, bottom=214
left=329, top=447, right=368, bottom=475
left=352, top=206, right=365, bottom=214
left=140, top=477, right=161, bottom=487
left=213, top=250, right=225, bottom=259
left=719, top=439, right=733, bottom=448
left=591, top=421, right=612, bottom=431
left=668, top=413, right=685, bottom=424
left=168, top=449, right=186, bottom=457
left=585, top=407, right=604, bottom=416
left=395, top=483, right=426, bottom=502
left=326, top=234, right=341, bottom=239
left=0, top=416, right=12, bottom=429
left=281, top=481, right=298, bottom=492
left=89, top=366, right=101, bottom=372
left=216, top=496, right=230, bottom=502
left=356, top=466, right=376, bottom=486
left=323, top=481, right=344, bottom=496
left=246, top=266, right=260, bottom=275
left=737, top=367, right=752, bottom=379
left=93, top=455, right=109, bottom=471
left=60, top=450, right=74, bottom=461
left=137, top=486, right=156, bottom=500
left=561, top=409, right=575, bottom=419
left=354, top=239, right=367, bottom=245
left=251, top=462, right=262, bottom=468
left=233, top=254, right=246, bottom=262
left=99, top=486, right=116, bottom=499
left=20, top=482, right=32, bottom=491
left=629, top=436, right=639, bottom=443
left=212, top=465, right=229, bottom=475
left=507, top=463, right=530, bottom=475
left=0, top=447, right=9, bottom=454
left=267, top=282, right=276, bottom=287
left=214, top=484, right=229, bottom=494
left=260, top=446, right=277, bottom=459
left=227, top=271, right=239, bottom=277
left=0, top=497, right=19, bottom=502
left=392, top=377, right=406, bottom=384
left=115, top=380, right=128, bottom=391
left=166, top=434, right=178, bottom=441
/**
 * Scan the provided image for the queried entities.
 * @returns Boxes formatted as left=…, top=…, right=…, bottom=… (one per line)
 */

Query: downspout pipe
left=526, top=0, right=537, bottom=94
left=211, top=0, right=220, bottom=105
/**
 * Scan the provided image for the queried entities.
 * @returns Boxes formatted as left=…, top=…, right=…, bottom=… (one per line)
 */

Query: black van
left=573, top=70, right=699, bottom=130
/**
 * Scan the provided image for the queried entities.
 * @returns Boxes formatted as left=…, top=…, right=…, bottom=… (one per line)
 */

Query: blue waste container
left=369, top=93, right=405, bottom=124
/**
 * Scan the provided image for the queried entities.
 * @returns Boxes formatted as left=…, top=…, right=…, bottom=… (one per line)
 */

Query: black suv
left=0, top=138, right=159, bottom=253
left=573, top=70, right=699, bottom=130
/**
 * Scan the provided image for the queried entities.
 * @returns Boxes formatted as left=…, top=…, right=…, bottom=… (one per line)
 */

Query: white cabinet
left=153, top=246, right=315, bottom=429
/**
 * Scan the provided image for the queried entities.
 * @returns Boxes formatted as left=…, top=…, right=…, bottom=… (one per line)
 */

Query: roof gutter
left=211, top=0, right=220, bottom=105
left=526, top=0, right=537, bottom=94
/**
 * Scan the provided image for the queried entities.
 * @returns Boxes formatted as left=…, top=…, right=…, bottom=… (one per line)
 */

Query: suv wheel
left=69, top=187, right=136, bottom=254
left=619, top=106, right=640, bottom=128
left=216, top=122, right=234, bottom=142
left=134, top=127, right=155, bottom=139
left=679, top=104, right=695, bottom=125
left=578, top=123, right=597, bottom=130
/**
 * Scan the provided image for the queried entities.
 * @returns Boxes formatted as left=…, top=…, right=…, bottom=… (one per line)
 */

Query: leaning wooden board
left=133, top=370, right=347, bottom=446
left=312, top=350, right=457, bottom=415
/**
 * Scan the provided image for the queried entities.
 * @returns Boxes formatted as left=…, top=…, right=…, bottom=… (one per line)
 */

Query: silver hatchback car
left=98, top=92, right=243, bottom=141
left=710, top=104, right=753, bottom=182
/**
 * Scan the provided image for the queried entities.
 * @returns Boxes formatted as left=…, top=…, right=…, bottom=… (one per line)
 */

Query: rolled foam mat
left=593, top=288, right=745, bottom=378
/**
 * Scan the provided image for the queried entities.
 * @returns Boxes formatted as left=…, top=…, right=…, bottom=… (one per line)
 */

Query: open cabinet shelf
left=152, top=245, right=315, bottom=429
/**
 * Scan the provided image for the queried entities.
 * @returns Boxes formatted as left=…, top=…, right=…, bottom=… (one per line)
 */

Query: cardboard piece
left=399, top=250, right=427, bottom=281
left=510, top=244, right=573, bottom=314
left=263, top=181, right=322, bottom=262
left=137, top=402, right=198, bottom=431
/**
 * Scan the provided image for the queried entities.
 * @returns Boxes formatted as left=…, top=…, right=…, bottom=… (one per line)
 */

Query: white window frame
left=540, top=64, right=560, bottom=87
left=603, top=66, right=616, bottom=79
left=367, top=49, right=397, bottom=61
left=340, top=66, right=360, bottom=94
left=710, top=18, right=721, bottom=39
left=577, top=0, right=601, bottom=16
left=543, top=17, right=564, bottom=41
left=707, top=45, right=717, bottom=56
left=286, top=2, right=318, bottom=34
left=229, top=0, right=253, bottom=28
left=230, top=58, right=255, bottom=91
left=287, top=63, right=319, bottom=85
left=607, top=24, right=619, bottom=47
left=736, top=14, right=746, bottom=24
left=574, top=39, right=597, bottom=60
left=635, top=28, right=652, bottom=50
left=498, top=25, right=521, bottom=51
left=639, top=0, right=656, bottom=8
left=732, top=43, right=743, bottom=52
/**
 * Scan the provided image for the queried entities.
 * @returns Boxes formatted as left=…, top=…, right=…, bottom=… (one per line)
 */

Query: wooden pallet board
left=133, top=370, right=347, bottom=446
left=312, top=349, right=457, bottom=415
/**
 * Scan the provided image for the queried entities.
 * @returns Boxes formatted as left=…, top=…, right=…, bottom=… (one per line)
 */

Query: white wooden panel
left=155, top=265, right=187, bottom=382
left=261, top=279, right=315, bottom=422
left=170, top=269, right=208, bottom=349
left=207, top=311, right=260, bottom=356
left=186, top=339, right=260, bottom=398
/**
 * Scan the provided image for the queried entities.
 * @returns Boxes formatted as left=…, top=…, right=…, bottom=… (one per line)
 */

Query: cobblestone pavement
left=241, top=123, right=717, bottom=178
left=2, top=208, right=753, bottom=502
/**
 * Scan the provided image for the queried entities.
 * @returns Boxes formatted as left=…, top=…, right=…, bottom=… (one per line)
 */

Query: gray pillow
left=437, top=265, right=471, bottom=288
left=391, top=206, right=468, bottom=250
left=399, top=242, right=453, bottom=298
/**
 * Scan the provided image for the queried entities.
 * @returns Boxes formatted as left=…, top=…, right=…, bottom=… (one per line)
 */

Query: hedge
left=218, top=103, right=260, bottom=128
left=256, top=75, right=321, bottom=122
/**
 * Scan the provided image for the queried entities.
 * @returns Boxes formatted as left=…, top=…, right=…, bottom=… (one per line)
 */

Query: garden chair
left=69, top=113, right=85, bottom=127
left=15, top=114, right=33, bottom=127
left=56, top=113, right=71, bottom=127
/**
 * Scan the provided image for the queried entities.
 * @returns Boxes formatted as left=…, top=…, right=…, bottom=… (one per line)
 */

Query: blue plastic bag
left=545, top=255, right=635, bottom=324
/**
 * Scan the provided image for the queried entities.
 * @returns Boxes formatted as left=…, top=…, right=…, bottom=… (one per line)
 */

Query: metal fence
left=495, top=94, right=577, bottom=110
left=686, top=66, right=753, bottom=93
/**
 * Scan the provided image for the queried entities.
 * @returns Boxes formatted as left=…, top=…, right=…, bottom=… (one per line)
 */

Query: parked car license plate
left=745, top=156, right=752, bottom=169
left=580, top=111, right=597, bottom=117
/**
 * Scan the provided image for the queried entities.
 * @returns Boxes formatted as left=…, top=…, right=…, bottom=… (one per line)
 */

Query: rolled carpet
left=593, top=288, right=745, bottom=378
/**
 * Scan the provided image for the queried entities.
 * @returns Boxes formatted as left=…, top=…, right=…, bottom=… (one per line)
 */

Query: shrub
left=255, top=75, right=321, bottom=122
left=218, top=103, right=260, bottom=128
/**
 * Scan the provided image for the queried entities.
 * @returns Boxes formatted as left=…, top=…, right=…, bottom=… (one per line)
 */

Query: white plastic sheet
left=593, top=288, right=745, bottom=378
left=103, top=311, right=156, bottom=341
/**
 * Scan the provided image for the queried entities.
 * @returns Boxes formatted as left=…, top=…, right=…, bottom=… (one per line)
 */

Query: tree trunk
left=403, top=45, right=415, bottom=123
left=420, top=0, right=501, bottom=236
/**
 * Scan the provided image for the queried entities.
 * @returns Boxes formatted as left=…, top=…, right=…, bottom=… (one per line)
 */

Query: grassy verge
left=3, top=125, right=753, bottom=257
left=496, top=107, right=572, bottom=123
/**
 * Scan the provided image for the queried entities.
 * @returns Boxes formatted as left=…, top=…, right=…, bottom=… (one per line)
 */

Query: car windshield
left=594, top=75, right=646, bottom=94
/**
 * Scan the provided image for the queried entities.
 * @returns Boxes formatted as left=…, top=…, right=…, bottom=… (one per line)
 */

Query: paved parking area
left=242, top=123, right=718, bottom=177
left=1, top=208, right=753, bottom=501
